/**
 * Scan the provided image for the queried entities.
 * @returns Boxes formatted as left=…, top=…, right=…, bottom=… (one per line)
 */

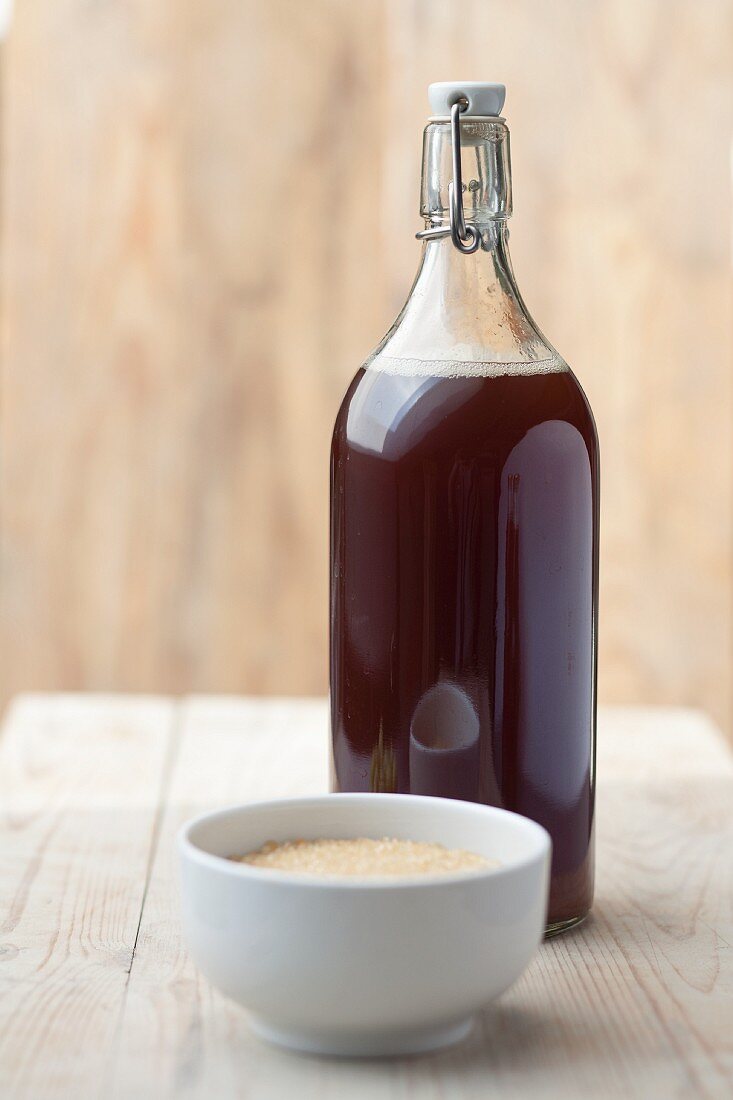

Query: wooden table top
left=0, top=695, right=731, bottom=1099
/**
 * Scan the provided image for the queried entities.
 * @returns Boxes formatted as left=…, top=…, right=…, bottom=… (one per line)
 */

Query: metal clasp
left=416, top=99, right=480, bottom=254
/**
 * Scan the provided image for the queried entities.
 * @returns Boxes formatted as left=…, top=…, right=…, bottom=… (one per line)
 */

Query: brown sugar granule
left=231, top=837, right=497, bottom=878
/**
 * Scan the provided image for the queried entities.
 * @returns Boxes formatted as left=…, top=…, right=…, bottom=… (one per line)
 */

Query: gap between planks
left=99, top=701, right=185, bottom=1096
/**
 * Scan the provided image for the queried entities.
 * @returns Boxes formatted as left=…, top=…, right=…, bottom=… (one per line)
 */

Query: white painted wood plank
left=107, top=697, right=328, bottom=1099
left=0, top=694, right=176, bottom=1100
left=113, top=701, right=733, bottom=1100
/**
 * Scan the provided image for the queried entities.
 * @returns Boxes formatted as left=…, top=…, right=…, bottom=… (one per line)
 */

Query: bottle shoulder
left=332, top=361, right=597, bottom=462
left=335, top=359, right=595, bottom=421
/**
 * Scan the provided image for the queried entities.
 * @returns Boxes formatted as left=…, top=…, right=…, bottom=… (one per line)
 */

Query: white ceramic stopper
left=428, top=81, right=506, bottom=117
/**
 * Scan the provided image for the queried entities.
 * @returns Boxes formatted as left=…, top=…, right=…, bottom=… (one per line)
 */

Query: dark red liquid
left=330, top=364, right=599, bottom=928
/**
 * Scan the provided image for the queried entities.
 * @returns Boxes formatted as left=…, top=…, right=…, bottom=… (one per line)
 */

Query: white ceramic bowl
left=179, top=794, right=550, bottom=1057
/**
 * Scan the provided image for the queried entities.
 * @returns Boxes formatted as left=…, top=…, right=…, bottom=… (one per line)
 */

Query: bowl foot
left=248, top=1014, right=475, bottom=1057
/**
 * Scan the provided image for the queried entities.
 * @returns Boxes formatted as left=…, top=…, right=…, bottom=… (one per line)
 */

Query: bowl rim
left=178, top=793, right=551, bottom=891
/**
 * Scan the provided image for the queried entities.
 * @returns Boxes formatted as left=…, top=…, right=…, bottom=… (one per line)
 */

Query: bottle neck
left=369, top=117, right=557, bottom=372
left=420, top=116, right=513, bottom=226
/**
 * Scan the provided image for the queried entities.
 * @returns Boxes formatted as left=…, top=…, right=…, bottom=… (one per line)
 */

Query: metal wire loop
left=416, top=99, right=480, bottom=254
left=449, top=100, right=480, bottom=253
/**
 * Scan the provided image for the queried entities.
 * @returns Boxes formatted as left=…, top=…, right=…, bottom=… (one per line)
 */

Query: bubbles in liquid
left=367, top=353, right=567, bottom=380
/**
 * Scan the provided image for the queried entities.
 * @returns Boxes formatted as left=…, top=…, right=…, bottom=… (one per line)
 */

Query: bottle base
left=544, top=912, right=588, bottom=939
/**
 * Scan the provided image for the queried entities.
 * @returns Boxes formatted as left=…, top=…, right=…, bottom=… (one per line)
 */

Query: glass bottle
left=330, top=83, right=598, bottom=935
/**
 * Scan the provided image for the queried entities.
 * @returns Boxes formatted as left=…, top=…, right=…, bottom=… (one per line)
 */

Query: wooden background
left=1, top=0, right=731, bottom=729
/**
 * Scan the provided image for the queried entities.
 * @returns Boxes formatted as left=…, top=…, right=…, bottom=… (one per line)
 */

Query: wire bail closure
left=416, top=99, right=480, bottom=254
